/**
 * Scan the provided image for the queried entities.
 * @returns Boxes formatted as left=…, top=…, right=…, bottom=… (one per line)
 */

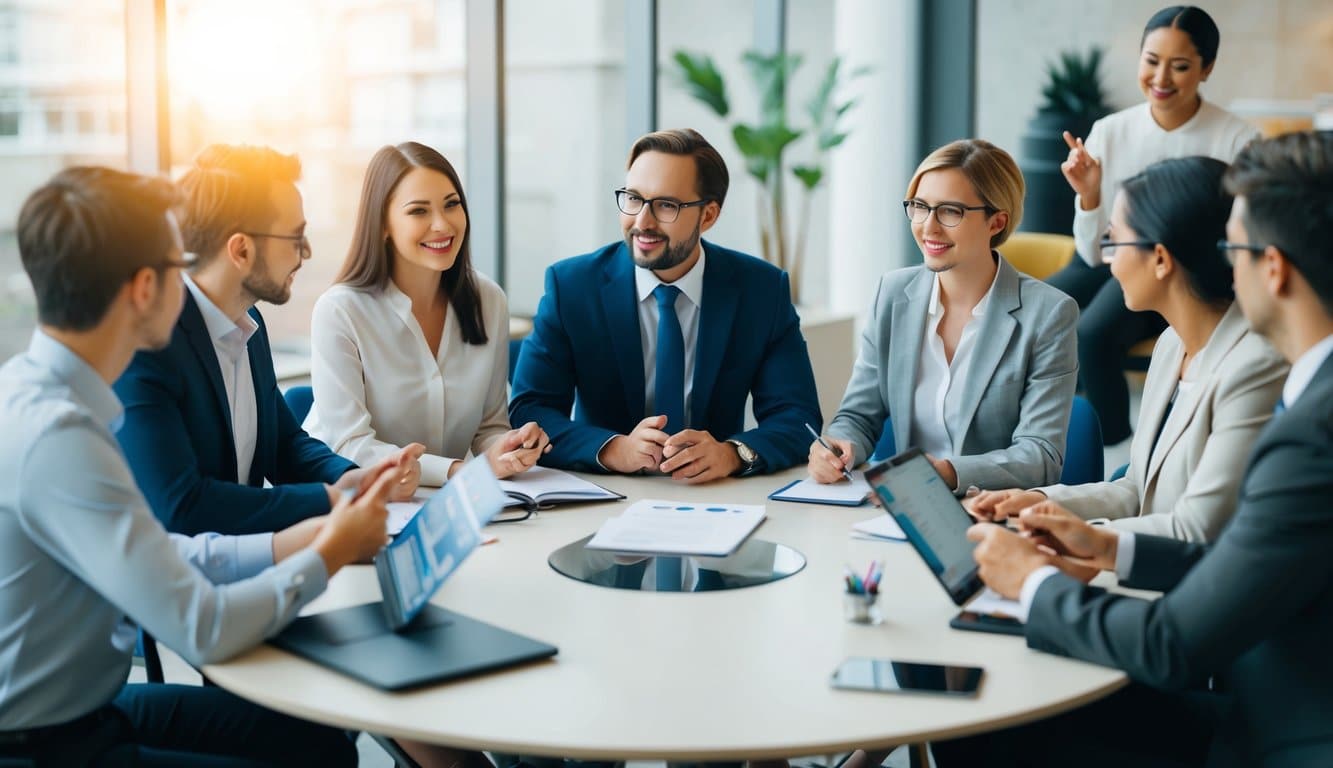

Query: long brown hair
left=337, top=142, right=487, bottom=345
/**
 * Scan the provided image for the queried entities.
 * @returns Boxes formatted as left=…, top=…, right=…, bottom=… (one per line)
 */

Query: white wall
left=976, top=0, right=1333, bottom=154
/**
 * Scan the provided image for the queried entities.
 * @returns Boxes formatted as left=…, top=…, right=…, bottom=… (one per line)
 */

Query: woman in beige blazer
left=971, top=155, right=1287, bottom=542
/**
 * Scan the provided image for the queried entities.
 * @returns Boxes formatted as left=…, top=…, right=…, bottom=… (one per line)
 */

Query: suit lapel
left=692, top=244, right=736, bottom=429
left=601, top=246, right=646, bottom=422
left=1146, top=304, right=1249, bottom=482
left=888, top=270, right=933, bottom=453
left=179, top=293, right=239, bottom=477
left=953, top=258, right=1020, bottom=440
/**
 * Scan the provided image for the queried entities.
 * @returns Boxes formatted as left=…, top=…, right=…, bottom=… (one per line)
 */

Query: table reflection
left=547, top=535, right=805, bottom=592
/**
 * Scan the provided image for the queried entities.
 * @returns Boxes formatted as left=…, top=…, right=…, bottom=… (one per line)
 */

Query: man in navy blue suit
left=115, top=144, right=424, bottom=535
left=509, top=129, right=821, bottom=483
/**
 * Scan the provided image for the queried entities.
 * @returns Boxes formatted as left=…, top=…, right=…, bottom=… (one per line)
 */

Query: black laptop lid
left=863, top=448, right=984, bottom=605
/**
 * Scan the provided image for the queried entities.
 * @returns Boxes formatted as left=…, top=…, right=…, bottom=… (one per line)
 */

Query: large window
left=167, top=0, right=467, bottom=346
left=502, top=0, right=625, bottom=316
left=0, top=0, right=127, bottom=360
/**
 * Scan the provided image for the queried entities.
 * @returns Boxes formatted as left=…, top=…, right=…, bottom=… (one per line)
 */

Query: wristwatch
left=726, top=439, right=759, bottom=474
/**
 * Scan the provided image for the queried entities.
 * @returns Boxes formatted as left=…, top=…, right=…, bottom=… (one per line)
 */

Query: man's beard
left=627, top=220, right=701, bottom=272
left=242, top=248, right=292, bottom=305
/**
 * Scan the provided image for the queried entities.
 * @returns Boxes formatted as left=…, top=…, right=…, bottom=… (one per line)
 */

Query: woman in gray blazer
left=810, top=139, right=1078, bottom=492
left=970, top=156, right=1287, bottom=542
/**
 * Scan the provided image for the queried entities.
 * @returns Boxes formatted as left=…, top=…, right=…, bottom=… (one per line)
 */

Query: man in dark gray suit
left=948, top=130, right=1333, bottom=767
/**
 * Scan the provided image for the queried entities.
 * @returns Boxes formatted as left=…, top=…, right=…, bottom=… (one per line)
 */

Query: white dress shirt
left=184, top=274, right=258, bottom=483
left=305, top=275, right=511, bottom=486
left=909, top=266, right=999, bottom=460
left=1073, top=100, right=1258, bottom=266
left=1017, top=335, right=1333, bottom=620
left=634, top=249, right=706, bottom=424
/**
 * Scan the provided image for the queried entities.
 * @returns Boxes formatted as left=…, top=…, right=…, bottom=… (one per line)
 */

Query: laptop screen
left=375, top=458, right=507, bottom=630
left=863, top=448, right=984, bottom=605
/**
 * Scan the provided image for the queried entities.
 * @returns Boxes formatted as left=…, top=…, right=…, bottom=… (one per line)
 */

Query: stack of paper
left=851, top=514, right=907, bottom=542
left=585, top=499, right=766, bottom=557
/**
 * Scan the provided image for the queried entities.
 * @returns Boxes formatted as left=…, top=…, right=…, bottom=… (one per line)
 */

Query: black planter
left=1018, top=110, right=1095, bottom=236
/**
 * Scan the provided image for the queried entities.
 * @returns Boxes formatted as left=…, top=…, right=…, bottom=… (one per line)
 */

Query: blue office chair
left=866, top=395, right=1103, bottom=484
left=284, top=384, right=314, bottom=423
left=1060, top=395, right=1104, bottom=485
left=1110, top=463, right=1129, bottom=481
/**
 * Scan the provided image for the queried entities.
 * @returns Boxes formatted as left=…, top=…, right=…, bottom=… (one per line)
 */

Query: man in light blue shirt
left=0, top=166, right=403, bottom=765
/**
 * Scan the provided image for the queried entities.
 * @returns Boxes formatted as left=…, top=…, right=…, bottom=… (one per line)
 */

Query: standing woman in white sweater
left=306, top=142, right=549, bottom=489
left=1047, top=5, right=1259, bottom=445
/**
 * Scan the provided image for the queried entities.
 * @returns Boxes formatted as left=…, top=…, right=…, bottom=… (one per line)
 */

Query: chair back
left=1060, top=395, right=1104, bottom=485
left=284, top=384, right=314, bottom=424
left=999, top=232, right=1076, bottom=280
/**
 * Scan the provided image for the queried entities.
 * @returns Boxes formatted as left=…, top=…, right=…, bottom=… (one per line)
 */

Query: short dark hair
left=17, top=167, right=181, bottom=331
left=627, top=128, right=729, bottom=207
left=1120, top=156, right=1234, bottom=307
left=1224, top=131, right=1333, bottom=317
left=1142, top=6, right=1221, bottom=67
left=337, top=142, right=487, bottom=345
left=176, top=144, right=301, bottom=268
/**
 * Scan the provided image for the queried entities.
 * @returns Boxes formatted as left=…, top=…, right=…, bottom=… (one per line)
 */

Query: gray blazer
left=828, top=256, right=1078, bottom=491
left=1026, top=353, right=1333, bottom=765
left=1040, top=303, right=1287, bottom=542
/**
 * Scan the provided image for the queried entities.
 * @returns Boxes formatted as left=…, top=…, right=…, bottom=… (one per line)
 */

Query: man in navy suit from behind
left=509, top=128, right=821, bottom=483
left=114, top=144, right=424, bottom=535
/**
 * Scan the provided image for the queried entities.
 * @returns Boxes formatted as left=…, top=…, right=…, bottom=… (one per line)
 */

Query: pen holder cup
left=843, top=591, right=882, bottom=625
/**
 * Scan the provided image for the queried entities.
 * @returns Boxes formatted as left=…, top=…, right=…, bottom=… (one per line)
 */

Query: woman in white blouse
left=1049, top=5, right=1260, bottom=445
left=969, top=156, right=1287, bottom=543
left=306, top=142, right=548, bottom=488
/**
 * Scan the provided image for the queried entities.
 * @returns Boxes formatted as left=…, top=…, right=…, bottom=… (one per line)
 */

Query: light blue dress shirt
left=0, top=331, right=329, bottom=729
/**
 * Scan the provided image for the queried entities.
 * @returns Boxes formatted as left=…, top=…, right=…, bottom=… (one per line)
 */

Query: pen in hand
left=804, top=422, right=855, bottom=483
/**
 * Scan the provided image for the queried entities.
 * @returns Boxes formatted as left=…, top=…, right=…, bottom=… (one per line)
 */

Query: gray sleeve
left=827, top=275, right=892, bottom=465
left=18, top=422, right=329, bottom=668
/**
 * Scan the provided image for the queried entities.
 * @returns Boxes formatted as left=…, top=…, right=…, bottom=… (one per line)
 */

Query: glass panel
left=548, top=535, right=806, bottom=592
left=503, top=0, right=625, bottom=316
left=167, top=0, right=467, bottom=351
left=0, top=1, right=128, bottom=361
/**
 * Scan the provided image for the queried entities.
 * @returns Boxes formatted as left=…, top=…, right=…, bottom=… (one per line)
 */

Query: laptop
left=271, top=458, right=559, bottom=690
left=863, top=448, right=1024, bottom=636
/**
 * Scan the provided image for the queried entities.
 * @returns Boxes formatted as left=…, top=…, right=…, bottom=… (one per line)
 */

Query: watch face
left=732, top=441, right=757, bottom=464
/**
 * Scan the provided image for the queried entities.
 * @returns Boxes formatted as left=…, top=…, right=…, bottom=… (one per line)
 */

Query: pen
left=804, top=422, right=855, bottom=483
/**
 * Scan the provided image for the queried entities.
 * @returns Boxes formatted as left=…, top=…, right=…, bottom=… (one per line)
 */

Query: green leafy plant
left=672, top=49, right=863, bottom=304
left=1038, top=47, right=1113, bottom=122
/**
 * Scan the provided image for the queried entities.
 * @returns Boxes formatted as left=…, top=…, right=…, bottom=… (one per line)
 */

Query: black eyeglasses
left=614, top=189, right=710, bottom=223
left=245, top=231, right=311, bottom=259
left=1216, top=239, right=1268, bottom=266
left=1098, top=237, right=1158, bottom=263
left=901, top=199, right=993, bottom=228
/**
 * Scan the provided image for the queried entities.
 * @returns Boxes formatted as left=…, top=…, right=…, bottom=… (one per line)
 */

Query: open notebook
left=388, top=466, right=623, bottom=534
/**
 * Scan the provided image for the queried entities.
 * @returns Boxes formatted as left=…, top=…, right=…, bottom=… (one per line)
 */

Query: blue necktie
left=1274, top=399, right=1287, bottom=416
left=653, top=284, right=686, bottom=433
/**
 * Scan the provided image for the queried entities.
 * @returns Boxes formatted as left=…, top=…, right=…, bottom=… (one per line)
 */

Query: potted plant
left=672, top=50, right=862, bottom=304
left=1018, top=47, right=1114, bottom=236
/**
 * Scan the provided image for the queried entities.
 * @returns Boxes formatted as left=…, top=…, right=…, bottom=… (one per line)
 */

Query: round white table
left=203, top=468, right=1126, bottom=761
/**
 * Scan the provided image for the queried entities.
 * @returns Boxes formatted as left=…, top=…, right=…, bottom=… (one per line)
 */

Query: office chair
left=998, top=232, right=1076, bottom=280
left=867, top=395, right=1103, bottom=484
left=284, top=384, right=315, bottom=423
left=1060, top=395, right=1104, bottom=485
left=508, top=338, right=523, bottom=384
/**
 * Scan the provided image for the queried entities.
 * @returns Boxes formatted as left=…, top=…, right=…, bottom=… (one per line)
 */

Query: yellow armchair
left=998, top=232, right=1077, bottom=280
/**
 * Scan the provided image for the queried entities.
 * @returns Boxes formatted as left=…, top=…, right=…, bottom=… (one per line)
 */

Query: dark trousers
left=0, top=683, right=356, bottom=767
left=931, top=682, right=1224, bottom=768
left=1048, top=258, right=1165, bottom=445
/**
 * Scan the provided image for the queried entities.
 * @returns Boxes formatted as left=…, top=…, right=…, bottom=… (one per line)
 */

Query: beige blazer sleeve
left=1040, top=307, right=1287, bottom=542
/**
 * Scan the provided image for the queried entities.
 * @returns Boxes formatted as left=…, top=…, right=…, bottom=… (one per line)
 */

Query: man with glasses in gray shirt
left=0, top=166, right=402, bottom=766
